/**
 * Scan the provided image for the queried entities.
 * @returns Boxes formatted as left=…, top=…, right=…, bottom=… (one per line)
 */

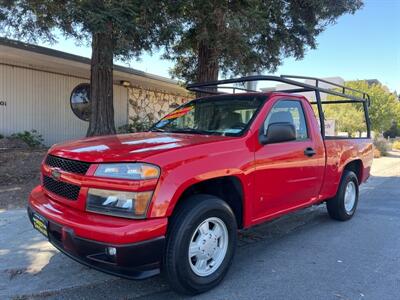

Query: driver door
left=253, top=98, right=325, bottom=221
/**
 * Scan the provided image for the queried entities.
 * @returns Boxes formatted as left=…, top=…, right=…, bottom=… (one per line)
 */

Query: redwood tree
left=0, top=0, right=176, bottom=136
left=165, top=0, right=363, bottom=87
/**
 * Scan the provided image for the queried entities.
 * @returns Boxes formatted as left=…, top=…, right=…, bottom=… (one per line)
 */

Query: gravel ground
left=0, top=149, right=47, bottom=209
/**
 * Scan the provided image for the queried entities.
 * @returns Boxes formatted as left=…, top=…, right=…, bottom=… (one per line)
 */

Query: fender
left=147, top=166, right=252, bottom=221
left=320, top=138, right=372, bottom=199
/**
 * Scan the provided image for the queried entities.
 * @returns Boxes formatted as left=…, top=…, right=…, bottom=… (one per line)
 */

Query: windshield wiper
left=149, top=127, right=165, bottom=132
left=168, top=128, right=220, bottom=135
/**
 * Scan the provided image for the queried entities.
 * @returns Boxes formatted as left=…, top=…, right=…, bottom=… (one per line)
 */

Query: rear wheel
left=327, top=170, right=359, bottom=221
left=164, top=194, right=237, bottom=295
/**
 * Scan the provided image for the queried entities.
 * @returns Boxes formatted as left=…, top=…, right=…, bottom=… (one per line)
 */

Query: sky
left=36, top=0, right=399, bottom=92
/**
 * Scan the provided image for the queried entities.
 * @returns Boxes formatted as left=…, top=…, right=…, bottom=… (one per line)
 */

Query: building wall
left=0, top=63, right=128, bottom=146
left=261, top=77, right=345, bottom=101
left=127, top=86, right=191, bottom=125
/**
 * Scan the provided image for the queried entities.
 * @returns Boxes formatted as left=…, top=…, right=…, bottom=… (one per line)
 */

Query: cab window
left=264, top=100, right=309, bottom=140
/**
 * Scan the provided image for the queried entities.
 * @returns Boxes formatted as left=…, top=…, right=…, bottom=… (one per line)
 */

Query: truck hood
left=49, top=132, right=231, bottom=163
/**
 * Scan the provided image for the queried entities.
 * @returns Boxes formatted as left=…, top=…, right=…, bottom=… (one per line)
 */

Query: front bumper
left=28, top=186, right=167, bottom=279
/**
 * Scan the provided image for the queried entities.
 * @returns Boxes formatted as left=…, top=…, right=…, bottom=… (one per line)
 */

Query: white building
left=260, top=77, right=345, bottom=101
left=0, top=38, right=189, bottom=146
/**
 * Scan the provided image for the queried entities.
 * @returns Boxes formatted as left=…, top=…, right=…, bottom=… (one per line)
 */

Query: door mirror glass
left=259, top=122, right=296, bottom=144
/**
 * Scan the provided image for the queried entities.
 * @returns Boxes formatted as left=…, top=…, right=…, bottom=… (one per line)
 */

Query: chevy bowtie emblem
left=50, top=168, right=62, bottom=181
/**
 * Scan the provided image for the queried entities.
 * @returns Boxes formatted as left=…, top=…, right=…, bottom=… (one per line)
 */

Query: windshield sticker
left=162, top=106, right=193, bottom=120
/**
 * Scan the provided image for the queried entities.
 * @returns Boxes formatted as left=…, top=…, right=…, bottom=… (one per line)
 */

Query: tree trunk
left=87, top=25, right=116, bottom=137
left=196, top=40, right=219, bottom=98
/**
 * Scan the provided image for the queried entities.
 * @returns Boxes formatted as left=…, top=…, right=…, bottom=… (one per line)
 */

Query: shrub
left=0, top=134, right=4, bottom=139
left=373, top=148, right=381, bottom=158
left=373, top=137, right=389, bottom=157
left=10, top=130, right=44, bottom=148
left=383, top=122, right=399, bottom=139
left=117, top=115, right=155, bottom=134
left=392, top=140, right=400, bottom=151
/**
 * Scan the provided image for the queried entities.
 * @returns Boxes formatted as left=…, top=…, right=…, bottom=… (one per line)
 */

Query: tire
left=326, top=170, right=359, bottom=221
left=164, top=194, right=237, bottom=295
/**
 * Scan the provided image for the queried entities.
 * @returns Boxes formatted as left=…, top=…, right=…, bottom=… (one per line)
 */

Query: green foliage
left=323, top=102, right=366, bottom=137
left=10, top=130, right=44, bottom=148
left=164, top=0, right=363, bottom=82
left=0, top=134, right=4, bottom=139
left=0, top=1, right=175, bottom=59
left=117, top=115, right=155, bottom=134
left=324, top=81, right=400, bottom=136
left=345, top=81, right=400, bottom=133
left=383, top=121, right=399, bottom=138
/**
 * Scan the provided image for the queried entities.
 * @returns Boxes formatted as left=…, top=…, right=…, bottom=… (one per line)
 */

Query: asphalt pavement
left=1, top=153, right=399, bottom=300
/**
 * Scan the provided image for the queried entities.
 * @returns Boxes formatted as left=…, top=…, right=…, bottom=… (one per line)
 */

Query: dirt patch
left=0, top=149, right=47, bottom=209
left=0, top=137, right=31, bottom=149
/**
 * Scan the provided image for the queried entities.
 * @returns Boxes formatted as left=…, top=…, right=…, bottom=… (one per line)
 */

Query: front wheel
left=327, top=170, right=359, bottom=221
left=164, top=194, right=237, bottom=295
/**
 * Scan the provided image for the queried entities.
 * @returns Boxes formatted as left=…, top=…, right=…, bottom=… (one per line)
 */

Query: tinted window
left=152, top=95, right=264, bottom=136
left=70, top=83, right=90, bottom=121
left=264, top=100, right=308, bottom=140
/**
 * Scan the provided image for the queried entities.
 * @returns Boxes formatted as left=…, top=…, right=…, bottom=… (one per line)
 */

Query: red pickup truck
left=28, top=76, right=373, bottom=294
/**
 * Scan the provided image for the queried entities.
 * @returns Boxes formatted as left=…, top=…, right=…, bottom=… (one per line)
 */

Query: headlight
left=86, top=188, right=153, bottom=218
left=94, top=163, right=160, bottom=180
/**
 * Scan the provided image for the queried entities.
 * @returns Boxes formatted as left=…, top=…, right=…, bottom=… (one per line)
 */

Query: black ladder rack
left=186, top=75, right=371, bottom=138
left=187, top=75, right=370, bottom=105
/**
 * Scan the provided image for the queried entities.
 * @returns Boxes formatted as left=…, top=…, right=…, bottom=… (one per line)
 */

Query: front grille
left=43, top=175, right=80, bottom=200
left=45, top=155, right=90, bottom=175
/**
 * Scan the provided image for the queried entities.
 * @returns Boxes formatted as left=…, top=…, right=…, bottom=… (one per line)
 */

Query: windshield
left=151, top=95, right=265, bottom=136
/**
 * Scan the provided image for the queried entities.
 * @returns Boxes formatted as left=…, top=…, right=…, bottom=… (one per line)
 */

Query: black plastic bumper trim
left=27, top=206, right=165, bottom=280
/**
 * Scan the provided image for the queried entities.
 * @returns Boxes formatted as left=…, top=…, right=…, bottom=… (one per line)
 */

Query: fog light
left=106, top=247, right=117, bottom=256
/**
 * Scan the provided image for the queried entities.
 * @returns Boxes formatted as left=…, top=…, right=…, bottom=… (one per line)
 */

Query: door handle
left=304, top=147, right=316, bottom=157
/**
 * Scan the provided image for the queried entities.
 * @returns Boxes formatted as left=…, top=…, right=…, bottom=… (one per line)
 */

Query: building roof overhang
left=0, top=37, right=188, bottom=95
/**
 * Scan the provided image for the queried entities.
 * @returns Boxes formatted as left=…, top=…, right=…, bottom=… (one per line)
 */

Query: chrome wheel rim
left=188, top=217, right=228, bottom=277
left=344, top=181, right=356, bottom=213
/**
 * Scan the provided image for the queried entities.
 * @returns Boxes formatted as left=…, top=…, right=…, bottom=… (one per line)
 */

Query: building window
left=70, top=83, right=90, bottom=121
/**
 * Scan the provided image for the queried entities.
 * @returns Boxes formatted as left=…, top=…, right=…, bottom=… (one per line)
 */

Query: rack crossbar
left=186, top=75, right=370, bottom=105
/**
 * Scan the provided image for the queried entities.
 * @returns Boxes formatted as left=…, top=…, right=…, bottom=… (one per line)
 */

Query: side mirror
left=259, top=122, right=296, bottom=144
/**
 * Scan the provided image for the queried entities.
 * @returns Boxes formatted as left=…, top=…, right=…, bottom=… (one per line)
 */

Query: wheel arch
left=170, top=176, right=245, bottom=229
left=342, top=159, right=363, bottom=183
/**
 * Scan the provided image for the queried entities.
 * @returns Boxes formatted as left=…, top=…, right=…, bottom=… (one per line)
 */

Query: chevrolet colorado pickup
left=28, top=75, right=373, bottom=294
